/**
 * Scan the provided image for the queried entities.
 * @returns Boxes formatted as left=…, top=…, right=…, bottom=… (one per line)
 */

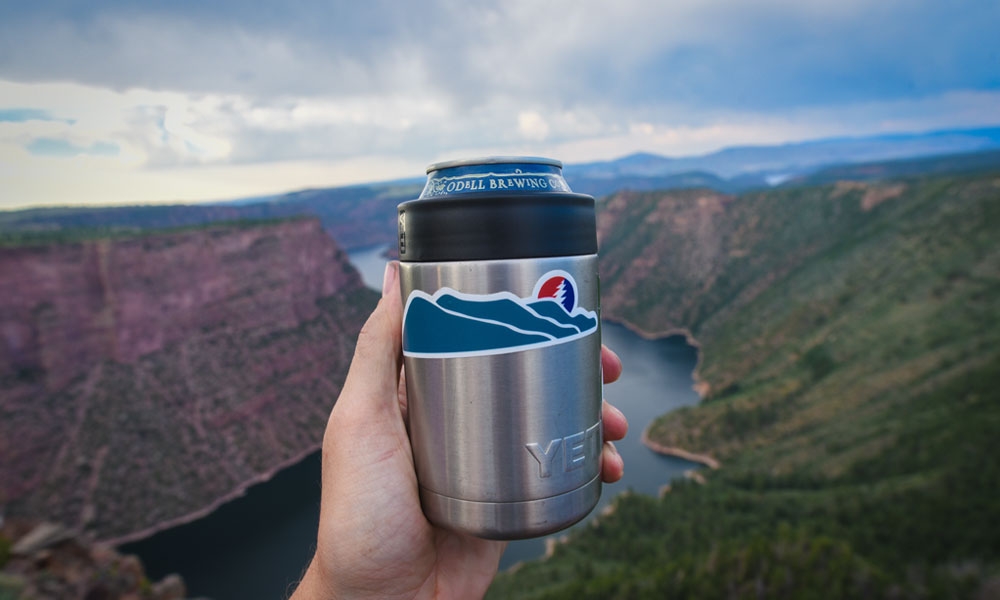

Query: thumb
left=338, top=261, right=403, bottom=414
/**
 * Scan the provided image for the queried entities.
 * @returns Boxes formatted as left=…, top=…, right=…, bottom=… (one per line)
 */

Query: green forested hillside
left=488, top=172, right=1000, bottom=598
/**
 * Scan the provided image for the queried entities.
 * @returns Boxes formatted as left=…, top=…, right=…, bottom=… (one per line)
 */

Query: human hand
left=292, top=261, right=627, bottom=600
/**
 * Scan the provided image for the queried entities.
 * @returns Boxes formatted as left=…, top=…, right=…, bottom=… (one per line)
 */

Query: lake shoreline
left=639, top=428, right=720, bottom=470
left=106, top=443, right=321, bottom=547
left=121, top=249, right=707, bottom=593
left=601, top=315, right=720, bottom=470
left=601, top=315, right=711, bottom=399
left=110, top=318, right=707, bottom=549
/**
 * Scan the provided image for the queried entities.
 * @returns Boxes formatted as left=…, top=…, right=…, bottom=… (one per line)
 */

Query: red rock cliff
left=0, top=218, right=378, bottom=542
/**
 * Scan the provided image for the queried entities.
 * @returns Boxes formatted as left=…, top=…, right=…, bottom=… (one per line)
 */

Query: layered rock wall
left=0, top=219, right=377, bottom=541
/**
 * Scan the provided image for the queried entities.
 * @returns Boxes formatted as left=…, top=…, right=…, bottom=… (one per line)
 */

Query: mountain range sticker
left=402, top=270, right=598, bottom=358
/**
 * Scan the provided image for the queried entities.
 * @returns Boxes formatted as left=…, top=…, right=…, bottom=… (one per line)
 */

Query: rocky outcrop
left=1, top=518, right=185, bottom=600
left=0, top=218, right=378, bottom=542
left=597, top=188, right=734, bottom=333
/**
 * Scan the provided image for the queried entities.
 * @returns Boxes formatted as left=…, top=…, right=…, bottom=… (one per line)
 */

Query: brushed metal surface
left=420, top=474, right=602, bottom=540
left=400, top=255, right=602, bottom=538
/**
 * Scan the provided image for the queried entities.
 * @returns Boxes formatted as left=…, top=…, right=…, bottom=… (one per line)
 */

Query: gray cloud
left=2, top=1, right=997, bottom=105
left=2, top=0, right=998, bottom=171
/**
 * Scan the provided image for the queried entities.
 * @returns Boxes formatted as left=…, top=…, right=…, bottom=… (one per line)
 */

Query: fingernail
left=382, top=261, right=398, bottom=298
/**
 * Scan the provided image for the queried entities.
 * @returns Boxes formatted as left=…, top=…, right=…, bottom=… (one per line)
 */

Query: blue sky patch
left=0, top=108, right=75, bottom=124
left=26, top=138, right=119, bottom=158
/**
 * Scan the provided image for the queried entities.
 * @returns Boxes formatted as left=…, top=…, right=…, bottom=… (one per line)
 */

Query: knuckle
left=353, top=309, right=385, bottom=358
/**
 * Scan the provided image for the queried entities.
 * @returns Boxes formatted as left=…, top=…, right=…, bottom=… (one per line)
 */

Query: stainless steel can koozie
left=397, top=156, right=602, bottom=539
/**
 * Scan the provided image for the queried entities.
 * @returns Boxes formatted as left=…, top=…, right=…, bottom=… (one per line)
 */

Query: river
left=123, top=244, right=701, bottom=598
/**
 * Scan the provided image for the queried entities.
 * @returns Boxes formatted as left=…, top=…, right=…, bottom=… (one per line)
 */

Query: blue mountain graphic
left=527, top=300, right=598, bottom=332
left=403, top=290, right=598, bottom=357
left=404, top=296, right=550, bottom=354
left=436, top=295, right=579, bottom=339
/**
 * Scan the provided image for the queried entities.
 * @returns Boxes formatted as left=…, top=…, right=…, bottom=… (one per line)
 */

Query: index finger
left=601, top=345, right=622, bottom=384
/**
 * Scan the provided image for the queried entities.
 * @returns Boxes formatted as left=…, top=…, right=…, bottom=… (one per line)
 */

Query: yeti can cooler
left=397, top=156, right=602, bottom=539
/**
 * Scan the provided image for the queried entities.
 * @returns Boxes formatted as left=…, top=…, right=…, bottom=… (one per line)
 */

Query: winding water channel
left=124, top=244, right=701, bottom=598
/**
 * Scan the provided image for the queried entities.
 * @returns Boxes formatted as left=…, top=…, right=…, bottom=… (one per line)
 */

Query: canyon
left=2, top=150, right=998, bottom=598
left=0, top=218, right=378, bottom=542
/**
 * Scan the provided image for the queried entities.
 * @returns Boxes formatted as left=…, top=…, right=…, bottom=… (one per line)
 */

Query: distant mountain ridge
left=0, top=182, right=422, bottom=251
left=3, top=126, right=1000, bottom=252
left=562, top=126, right=1000, bottom=196
left=566, top=125, right=1000, bottom=179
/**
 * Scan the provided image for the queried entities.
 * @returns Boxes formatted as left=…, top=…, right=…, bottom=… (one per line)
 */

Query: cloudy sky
left=1, top=0, right=998, bottom=208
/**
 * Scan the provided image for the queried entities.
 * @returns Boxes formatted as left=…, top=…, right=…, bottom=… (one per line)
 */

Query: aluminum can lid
left=398, top=156, right=596, bottom=262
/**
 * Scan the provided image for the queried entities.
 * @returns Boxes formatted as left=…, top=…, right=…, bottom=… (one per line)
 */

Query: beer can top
left=398, top=156, right=597, bottom=262
left=420, top=156, right=571, bottom=199
left=426, top=156, right=562, bottom=173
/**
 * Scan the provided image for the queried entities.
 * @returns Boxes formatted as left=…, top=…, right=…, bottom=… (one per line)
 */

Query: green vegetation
left=490, top=171, right=1000, bottom=597
left=0, top=573, right=24, bottom=600
left=0, top=215, right=314, bottom=247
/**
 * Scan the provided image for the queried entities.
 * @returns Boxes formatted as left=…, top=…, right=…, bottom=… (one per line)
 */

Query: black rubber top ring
left=397, top=191, right=597, bottom=262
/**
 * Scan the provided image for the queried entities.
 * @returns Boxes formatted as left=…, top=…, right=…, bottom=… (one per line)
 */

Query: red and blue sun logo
left=537, top=275, right=576, bottom=313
